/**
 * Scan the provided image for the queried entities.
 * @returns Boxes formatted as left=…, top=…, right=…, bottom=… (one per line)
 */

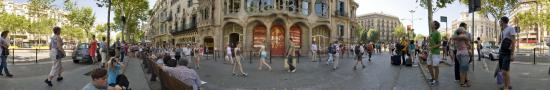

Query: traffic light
left=469, top=0, right=481, bottom=13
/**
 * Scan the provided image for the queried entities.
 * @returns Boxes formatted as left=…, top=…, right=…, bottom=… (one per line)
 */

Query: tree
left=415, top=34, right=426, bottom=42
left=460, top=0, right=519, bottom=40
left=393, top=25, right=407, bottom=39
left=367, top=28, right=380, bottom=42
left=111, top=0, right=149, bottom=43
left=28, top=0, right=54, bottom=19
left=66, top=7, right=96, bottom=39
left=417, top=0, right=455, bottom=35
left=0, top=13, right=30, bottom=32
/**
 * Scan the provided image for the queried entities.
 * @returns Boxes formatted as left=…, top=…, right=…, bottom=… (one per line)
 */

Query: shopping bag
left=496, top=70, right=504, bottom=85
left=284, top=58, right=289, bottom=69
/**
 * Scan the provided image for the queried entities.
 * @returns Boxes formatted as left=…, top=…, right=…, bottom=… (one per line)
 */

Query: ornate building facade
left=148, top=0, right=358, bottom=56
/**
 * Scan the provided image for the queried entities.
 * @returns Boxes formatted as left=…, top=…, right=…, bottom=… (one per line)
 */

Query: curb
left=417, top=61, right=432, bottom=84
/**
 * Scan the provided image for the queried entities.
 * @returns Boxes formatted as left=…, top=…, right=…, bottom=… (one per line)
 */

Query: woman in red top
left=89, top=35, right=98, bottom=64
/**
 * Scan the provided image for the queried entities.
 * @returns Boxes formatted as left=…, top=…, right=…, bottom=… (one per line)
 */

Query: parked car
left=534, top=43, right=549, bottom=50
left=480, top=43, right=499, bottom=61
left=72, top=43, right=92, bottom=64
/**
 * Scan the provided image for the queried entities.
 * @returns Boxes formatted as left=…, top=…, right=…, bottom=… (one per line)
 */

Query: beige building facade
left=148, top=0, right=358, bottom=56
left=356, top=13, right=402, bottom=42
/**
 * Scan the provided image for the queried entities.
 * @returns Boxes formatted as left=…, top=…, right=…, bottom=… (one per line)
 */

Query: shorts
left=427, top=54, right=441, bottom=66
left=457, top=54, right=470, bottom=72
left=499, top=54, right=512, bottom=71
left=356, top=54, right=363, bottom=61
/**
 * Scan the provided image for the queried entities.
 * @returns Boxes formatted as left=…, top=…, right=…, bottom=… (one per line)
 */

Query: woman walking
left=0, top=31, right=13, bottom=77
left=232, top=43, right=247, bottom=76
left=45, top=27, right=65, bottom=86
left=257, top=46, right=272, bottom=71
left=194, top=44, right=204, bottom=69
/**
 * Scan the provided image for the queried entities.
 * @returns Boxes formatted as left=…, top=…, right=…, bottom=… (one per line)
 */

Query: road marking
left=482, top=59, right=490, bottom=73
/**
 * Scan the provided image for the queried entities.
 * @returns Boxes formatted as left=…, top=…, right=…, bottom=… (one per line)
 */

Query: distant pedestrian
left=476, top=37, right=483, bottom=61
left=498, top=17, right=516, bottom=90
left=89, top=35, right=98, bottom=64
left=327, top=42, right=336, bottom=65
left=100, top=37, right=108, bottom=67
left=367, top=42, right=374, bottom=62
left=81, top=68, right=108, bottom=90
left=232, top=43, right=247, bottom=76
left=258, top=46, right=272, bottom=71
left=225, top=44, right=233, bottom=64
left=408, top=40, right=416, bottom=65
left=287, top=40, right=298, bottom=72
left=353, top=43, right=365, bottom=70
left=45, top=27, right=66, bottom=86
left=428, top=21, right=442, bottom=86
left=0, top=31, right=13, bottom=77
left=311, top=41, right=319, bottom=62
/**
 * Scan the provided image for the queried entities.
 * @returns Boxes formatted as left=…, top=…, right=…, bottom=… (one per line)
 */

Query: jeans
left=0, top=55, right=10, bottom=75
left=477, top=49, right=482, bottom=60
left=120, top=52, right=125, bottom=62
left=328, top=54, right=334, bottom=64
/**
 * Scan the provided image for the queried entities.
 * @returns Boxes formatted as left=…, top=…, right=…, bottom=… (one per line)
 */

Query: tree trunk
left=428, top=0, right=433, bottom=34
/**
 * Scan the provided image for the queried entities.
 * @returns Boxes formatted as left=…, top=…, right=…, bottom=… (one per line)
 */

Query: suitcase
left=405, top=57, right=413, bottom=66
left=391, top=55, right=401, bottom=65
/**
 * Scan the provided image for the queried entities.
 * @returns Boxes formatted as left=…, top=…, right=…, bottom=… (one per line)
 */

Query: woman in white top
left=257, top=46, right=272, bottom=71
left=225, top=44, right=233, bottom=64
left=45, top=27, right=65, bottom=86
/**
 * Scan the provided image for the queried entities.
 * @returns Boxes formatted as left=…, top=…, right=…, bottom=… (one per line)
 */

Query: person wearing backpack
left=476, top=37, right=483, bottom=61
left=353, top=43, right=365, bottom=70
left=367, top=42, right=374, bottom=62
left=0, top=31, right=12, bottom=77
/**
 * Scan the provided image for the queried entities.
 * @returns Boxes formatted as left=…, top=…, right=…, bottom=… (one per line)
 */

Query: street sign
left=441, top=16, right=447, bottom=22
left=469, top=0, right=481, bottom=13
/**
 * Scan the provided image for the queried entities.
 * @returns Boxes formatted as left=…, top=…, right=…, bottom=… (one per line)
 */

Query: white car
left=480, top=43, right=499, bottom=61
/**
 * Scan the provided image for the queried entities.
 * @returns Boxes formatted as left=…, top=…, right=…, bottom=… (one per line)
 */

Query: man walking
left=498, top=17, right=516, bottom=90
left=0, top=31, right=13, bottom=77
left=311, top=41, right=319, bottom=62
left=353, top=43, right=366, bottom=70
left=477, top=37, right=483, bottom=61
left=100, top=37, right=108, bottom=67
left=428, top=21, right=442, bottom=86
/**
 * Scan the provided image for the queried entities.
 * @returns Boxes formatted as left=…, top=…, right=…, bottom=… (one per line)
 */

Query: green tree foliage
left=66, top=7, right=96, bottom=38
left=414, top=34, right=426, bottom=42
left=460, top=0, right=519, bottom=33
left=111, top=0, right=149, bottom=43
left=0, top=13, right=30, bottom=32
left=393, top=25, right=406, bottom=38
left=28, top=0, right=54, bottom=18
left=417, top=0, right=455, bottom=34
left=367, top=29, right=380, bottom=42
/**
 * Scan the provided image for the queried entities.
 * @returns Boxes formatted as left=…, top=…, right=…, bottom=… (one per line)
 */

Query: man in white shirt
left=0, top=31, right=13, bottom=77
left=311, top=42, right=319, bottom=62
left=498, top=17, right=516, bottom=90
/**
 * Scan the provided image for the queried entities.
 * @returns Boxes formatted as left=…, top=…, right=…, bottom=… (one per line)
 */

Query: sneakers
left=429, top=80, right=439, bottom=86
left=353, top=66, right=357, bottom=70
left=291, top=69, right=296, bottom=73
left=6, top=74, right=13, bottom=78
left=57, top=77, right=64, bottom=81
left=362, top=65, right=366, bottom=69
left=44, top=79, right=52, bottom=86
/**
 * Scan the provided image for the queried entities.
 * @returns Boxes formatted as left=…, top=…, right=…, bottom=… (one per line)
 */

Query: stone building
left=148, top=0, right=358, bottom=56
left=356, top=13, right=402, bottom=42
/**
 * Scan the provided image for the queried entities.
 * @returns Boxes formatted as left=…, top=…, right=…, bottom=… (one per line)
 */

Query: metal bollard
left=35, top=49, right=38, bottom=63
left=12, top=49, right=14, bottom=64
left=249, top=50, right=252, bottom=64
left=533, top=49, right=537, bottom=64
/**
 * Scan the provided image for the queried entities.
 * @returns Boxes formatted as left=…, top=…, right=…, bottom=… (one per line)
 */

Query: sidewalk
left=417, top=55, right=550, bottom=90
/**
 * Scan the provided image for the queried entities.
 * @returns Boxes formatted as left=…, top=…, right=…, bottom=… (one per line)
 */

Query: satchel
left=496, top=70, right=504, bottom=85
left=56, top=50, right=66, bottom=59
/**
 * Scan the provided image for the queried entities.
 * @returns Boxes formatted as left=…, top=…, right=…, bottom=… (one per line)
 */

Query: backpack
left=328, top=45, right=336, bottom=54
left=354, top=45, right=361, bottom=54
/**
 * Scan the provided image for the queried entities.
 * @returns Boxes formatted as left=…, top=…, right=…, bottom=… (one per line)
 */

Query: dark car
left=72, top=43, right=92, bottom=64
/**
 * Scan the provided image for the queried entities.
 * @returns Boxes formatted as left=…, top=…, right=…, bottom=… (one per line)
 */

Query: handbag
left=56, top=49, right=66, bottom=59
left=2, top=47, right=9, bottom=55
left=496, top=70, right=504, bottom=85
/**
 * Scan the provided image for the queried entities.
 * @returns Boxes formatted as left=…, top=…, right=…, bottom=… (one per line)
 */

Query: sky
left=11, top=0, right=473, bottom=36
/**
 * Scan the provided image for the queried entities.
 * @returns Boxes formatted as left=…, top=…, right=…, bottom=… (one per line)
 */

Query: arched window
left=315, top=0, right=327, bottom=17
left=286, top=0, right=296, bottom=12
left=336, top=0, right=345, bottom=16
left=275, top=0, right=283, bottom=10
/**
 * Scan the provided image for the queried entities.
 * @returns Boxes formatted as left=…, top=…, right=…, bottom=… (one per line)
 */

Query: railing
left=8, top=48, right=74, bottom=64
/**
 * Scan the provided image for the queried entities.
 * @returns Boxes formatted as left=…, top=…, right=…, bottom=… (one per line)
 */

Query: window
left=286, top=0, right=296, bottom=12
left=188, top=0, right=193, bottom=7
left=315, top=0, right=327, bottom=17
left=202, top=8, right=209, bottom=20
left=225, top=0, right=240, bottom=14
left=301, top=0, right=309, bottom=16
left=336, top=0, right=344, bottom=16
left=247, top=0, right=260, bottom=12
left=276, top=0, right=283, bottom=10
left=262, top=0, right=274, bottom=11
left=338, top=24, right=344, bottom=37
